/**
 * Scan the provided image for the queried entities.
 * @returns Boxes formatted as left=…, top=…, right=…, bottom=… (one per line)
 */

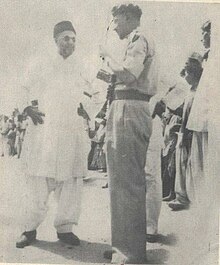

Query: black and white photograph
left=0, top=0, right=220, bottom=264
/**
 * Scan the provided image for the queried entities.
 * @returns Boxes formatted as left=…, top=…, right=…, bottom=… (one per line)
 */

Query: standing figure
left=100, top=4, right=158, bottom=263
left=186, top=21, right=211, bottom=202
left=16, top=21, right=88, bottom=248
left=168, top=53, right=203, bottom=210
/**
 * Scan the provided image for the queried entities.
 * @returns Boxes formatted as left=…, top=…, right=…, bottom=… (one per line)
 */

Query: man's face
left=56, top=31, right=76, bottom=59
left=113, top=14, right=130, bottom=40
left=201, top=32, right=210, bottom=49
left=184, top=59, right=201, bottom=85
left=184, top=58, right=199, bottom=75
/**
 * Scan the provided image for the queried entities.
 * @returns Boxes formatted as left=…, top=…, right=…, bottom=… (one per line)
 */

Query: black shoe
left=146, top=234, right=159, bottom=243
left=103, top=249, right=115, bottom=260
left=102, top=183, right=108, bottom=189
left=168, top=200, right=190, bottom=211
left=57, top=232, right=80, bottom=246
left=16, top=230, right=37, bottom=248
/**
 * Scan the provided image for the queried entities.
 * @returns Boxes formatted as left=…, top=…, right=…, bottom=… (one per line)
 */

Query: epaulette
left=132, top=34, right=140, bottom=43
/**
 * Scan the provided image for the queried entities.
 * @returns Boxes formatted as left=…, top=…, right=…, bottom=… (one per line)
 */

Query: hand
left=152, top=100, right=166, bottom=119
left=77, top=103, right=90, bottom=121
left=23, top=106, right=45, bottom=125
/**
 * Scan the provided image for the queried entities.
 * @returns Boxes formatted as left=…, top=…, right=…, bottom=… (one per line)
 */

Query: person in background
left=0, top=115, right=10, bottom=157
left=161, top=106, right=182, bottom=201
left=186, top=21, right=211, bottom=203
left=145, top=96, right=164, bottom=243
left=168, top=52, right=203, bottom=210
left=7, top=119, right=16, bottom=156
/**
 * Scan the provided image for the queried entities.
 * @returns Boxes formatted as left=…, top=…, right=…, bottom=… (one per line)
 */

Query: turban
left=53, top=21, right=76, bottom=39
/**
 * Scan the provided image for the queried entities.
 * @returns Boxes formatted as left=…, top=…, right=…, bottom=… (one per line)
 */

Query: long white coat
left=21, top=53, right=88, bottom=181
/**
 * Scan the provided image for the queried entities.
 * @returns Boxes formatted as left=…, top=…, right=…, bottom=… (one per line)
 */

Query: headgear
left=53, top=21, right=76, bottom=39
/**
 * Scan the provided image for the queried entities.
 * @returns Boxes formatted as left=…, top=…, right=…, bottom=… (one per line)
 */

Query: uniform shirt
left=115, top=28, right=158, bottom=96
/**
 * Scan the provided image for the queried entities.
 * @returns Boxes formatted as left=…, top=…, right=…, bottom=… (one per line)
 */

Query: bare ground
left=0, top=158, right=218, bottom=265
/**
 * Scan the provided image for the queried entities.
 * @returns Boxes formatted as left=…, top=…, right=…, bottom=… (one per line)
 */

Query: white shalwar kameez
left=21, top=53, right=88, bottom=233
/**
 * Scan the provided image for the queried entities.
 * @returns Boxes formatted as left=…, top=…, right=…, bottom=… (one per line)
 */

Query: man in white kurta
left=186, top=21, right=210, bottom=203
left=16, top=21, right=88, bottom=248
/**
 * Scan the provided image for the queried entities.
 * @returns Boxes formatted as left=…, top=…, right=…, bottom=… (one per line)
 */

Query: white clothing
left=187, top=57, right=210, bottom=132
left=145, top=116, right=162, bottom=235
left=21, top=53, right=88, bottom=181
left=24, top=176, right=82, bottom=232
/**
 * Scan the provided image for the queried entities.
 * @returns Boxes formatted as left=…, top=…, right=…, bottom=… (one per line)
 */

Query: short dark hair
left=186, top=59, right=203, bottom=81
left=112, top=3, right=142, bottom=20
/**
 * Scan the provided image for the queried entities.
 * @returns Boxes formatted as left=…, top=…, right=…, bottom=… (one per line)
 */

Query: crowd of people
left=0, top=110, right=28, bottom=158
left=1, top=2, right=216, bottom=264
left=160, top=20, right=210, bottom=211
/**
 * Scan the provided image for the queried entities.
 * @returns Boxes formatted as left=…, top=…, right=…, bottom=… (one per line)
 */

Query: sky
left=0, top=0, right=219, bottom=114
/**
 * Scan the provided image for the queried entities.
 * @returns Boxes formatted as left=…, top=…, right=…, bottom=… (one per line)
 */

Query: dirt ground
left=0, top=158, right=218, bottom=265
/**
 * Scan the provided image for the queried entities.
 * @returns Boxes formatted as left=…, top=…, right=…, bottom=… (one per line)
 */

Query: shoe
left=146, top=233, right=159, bottom=243
left=103, top=250, right=116, bottom=259
left=57, top=232, right=80, bottom=246
left=103, top=249, right=114, bottom=259
left=16, top=230, right=37, bottom=248
left=102, top=183, right=108, bottom=189
left=168, top=200, right=189, bottom=211
left=163, top=192, right=176, bottom=202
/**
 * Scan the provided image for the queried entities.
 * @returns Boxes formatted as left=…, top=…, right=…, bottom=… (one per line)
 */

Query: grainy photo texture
left=0, top=1, right=220, bottom=264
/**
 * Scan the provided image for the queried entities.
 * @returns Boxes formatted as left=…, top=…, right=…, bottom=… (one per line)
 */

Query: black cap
left=53, top=21, right=76, bottom=39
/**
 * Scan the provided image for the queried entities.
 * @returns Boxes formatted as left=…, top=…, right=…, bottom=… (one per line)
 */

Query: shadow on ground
left=147, top=248, right=170, bottom=264
left=156, top=233, right=178, bottom=246
left=33, top=239, right=170, bottom=264
left=33, top=239, right=111, bottom=264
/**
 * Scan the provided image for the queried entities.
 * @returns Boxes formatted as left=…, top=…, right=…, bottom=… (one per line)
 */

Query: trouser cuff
left=56, top=224, right=73, bottom=233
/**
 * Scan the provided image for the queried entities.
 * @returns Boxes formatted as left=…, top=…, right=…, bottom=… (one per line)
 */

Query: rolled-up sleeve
left=123, top=36, right=148, bottom=79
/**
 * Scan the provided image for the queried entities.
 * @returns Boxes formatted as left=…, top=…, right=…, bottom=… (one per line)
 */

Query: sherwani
left=21, top=52, right=88, bottom=232
left=106, top=28, right=158, bottom=263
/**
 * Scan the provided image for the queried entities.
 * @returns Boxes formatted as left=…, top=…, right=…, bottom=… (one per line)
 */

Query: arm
left=100, top=35, right=148, bottom=85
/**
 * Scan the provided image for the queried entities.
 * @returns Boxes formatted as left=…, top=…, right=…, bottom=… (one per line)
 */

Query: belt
left=114, top=90, right=152, bottom=102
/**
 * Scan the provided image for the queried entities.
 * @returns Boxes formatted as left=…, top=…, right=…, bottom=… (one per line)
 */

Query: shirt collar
left=126, top=27, right=140, bottom=42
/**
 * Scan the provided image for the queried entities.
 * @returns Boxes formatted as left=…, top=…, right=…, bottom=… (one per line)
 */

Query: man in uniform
left=16, top=21, right=88, bottom=248
left=99, top=4, right=158, bottom=263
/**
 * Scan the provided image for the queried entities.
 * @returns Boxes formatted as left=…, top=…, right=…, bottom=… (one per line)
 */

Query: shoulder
left=130, top=32, right=148, bottom=46
left=127, top=33, right=148, bottom=56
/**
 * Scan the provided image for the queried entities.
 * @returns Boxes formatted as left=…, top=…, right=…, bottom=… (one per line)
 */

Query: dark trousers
left=106, top=100, right=152, bottom=263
